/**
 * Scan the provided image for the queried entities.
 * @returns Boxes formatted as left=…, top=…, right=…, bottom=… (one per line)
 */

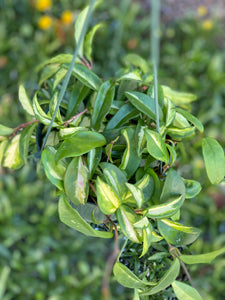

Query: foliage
left=1, top=6, right=225, bottom=299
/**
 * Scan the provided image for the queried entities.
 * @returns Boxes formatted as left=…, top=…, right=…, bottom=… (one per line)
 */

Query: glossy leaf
left=19, top=124, right=37, bottom=164
left=53, top=67, right=67, bottom=90
left=136, top=174, right=155, bottom=203
left=41, top=147, right=66, bottom=190
left=145, top=129, right=169, bottom=164
left=0, top=140, right=9, bottom=165
left=39, top=63, right=60, bottom=86
left=100, top=163, right=127, bottom=198
left=33, top=94, right=58, bottom=127
left=140, top=223, right=153, bottom=257
left=72, top=64, right=101, bottom=90
left=180, top=246, right=225, bottom=264
left=162, top=86, right=197, bottom=105
left=202, top=137, right=225, bottom=184
left=123, top=54, right=148, bottom=73
left=176, top=108, right=204, bottom=133
left=167, top=127, right=195, bottom=140
left=87, top=147, right=102, bottom=178
left=182, top=179, right=202, bottom=199
left=106, top=103, right=139, bottom=130
left=145, top=195, right=184, bottom=219
left=56, top=130, right=106, bottom=161
left=140, top=258, right=180, bottom=296
left=157, top=219, right=201, bottom=246
left=172, top=281, right=203, bottom=300
left=0, top=124, right=14, bottom=136
left=59, top=127, right=86, bottom=139
left=18, top=85, right=34, bottom=116
left=58, top=194, right=113, bottom=238
left=116, top=205, right=141, bottom=243
left=146, top=168, right=161, bottom=203
left=173, top=112, right=190, bottom=128
left=125, top=183, right=144, bottom=209
left=3, top=134, right=24, bottom=169
left=96, top=177, right=121, bottom=215
left=74, top=6, right=88, bottom=57
left=135, top=121, right=147, bottom=156
left=165, top=98, right=176, bottom=127
left=120, top=128, right=141, bottom=178
left=147, top=84, right=164, bottom=109
left=166, top=144, right=177, bottom=166
left=125, top=91, right=163, bottom=121
left=64, top=157, right=89, bottom=205
left=36, top=54, right=74, bottom=71
left=113, top=262, right=155, bottom=289
left=118, top=71, right=142, bottom=82
left=91, top=80, right=115, bottom=130
left=48, top=92, right=63, bottom=124
left=84, top=23, right=103, bottom=61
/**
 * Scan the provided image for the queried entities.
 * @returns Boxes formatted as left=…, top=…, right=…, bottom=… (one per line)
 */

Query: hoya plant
left=1, top=3, right=225, bottom=299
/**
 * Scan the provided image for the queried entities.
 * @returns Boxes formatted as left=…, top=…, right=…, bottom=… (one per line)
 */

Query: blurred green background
left=0, top=0, right=225, bottom=299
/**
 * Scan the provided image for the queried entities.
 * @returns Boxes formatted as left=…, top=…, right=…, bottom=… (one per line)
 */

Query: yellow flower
left=61, top=10, right=74, bottom=25
left=202, top=19, right=213, bottom=31
left=35, top=0, right=52, bottom=11
left=197, top=5, right=208, bottom=16
left=38, top=15, right=53, bottom=30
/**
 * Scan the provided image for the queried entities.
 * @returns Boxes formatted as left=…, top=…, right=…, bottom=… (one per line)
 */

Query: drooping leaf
left=72, top=64, right=101, bottom=90
left=182, top=179, right=202, bottom=199
left=116, top=205, right=141, bottom=243
left=140, top=258, right=180, bottom=295
left=39, top=63, right=60, bottom=86
left=167, top=127, right=196, bottom=140
left=100, top=163, right=128, bottom=198
left=84, top=23, right=103, bottom=61
left=53, top=67, right=68, bottom=90
left=48, top=92, right=63, bottom=124
left=145, top=129, right=169, bottom=164
left=64, top=157, right=89, bottom=205
left=113, top=261, right=156, bottom=289
left=58, top=194, right=113, bottom=238
left=176, top=108, right=204, bottom=133
left=202, top=137, right=225, bottom=184
left=33, top=94, right=58, bottom=127
left=125, top=91, right=163, bottom=121
left=106, top=103, right=139, bottom=130
left=91, top=80, right=115, bottom=130
left=96, top=177, right=122, bottom=215
left=87, top=147, right=102, bottom=178
left=172, top=281, right=203, bottom=300
left=41, top=147, right=66, bottom=190
left=180, top=247, right=225, bottom=264
left=120, top=128, right=141, bottom=178
left=145, top=195, right=184, bottom=219
left=162, top=86, right=197, bottom=105
left=164, top=98, right=176, bottom=127
left=157, top=219, right=201, bottom=246
left=3, top=134, right=24, bottom=169
left=74, top=6, right=88, bottom=57
left=18, top=85, right=34, bottom=116
left=118, top=70, right=142, bottom=82
left=165, top=144, right=177, bottom=166
left=147, top=84, right=164, bottom=109
left=56, top=130, right=106, bottom=161
left=0, top=124, right=14, bottom=136
left=19, top=123, right=37, bottom=164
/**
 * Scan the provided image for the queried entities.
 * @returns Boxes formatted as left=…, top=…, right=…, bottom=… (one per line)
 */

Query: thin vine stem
left=41, top=0, right=96, bottom=151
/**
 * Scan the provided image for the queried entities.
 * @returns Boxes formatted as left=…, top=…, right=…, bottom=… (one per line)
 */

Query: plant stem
left=10, top=120, right=39, bottom=137
left=41, top=0, right=96, bottom=151
left=64, top=108, right=88, bottom=127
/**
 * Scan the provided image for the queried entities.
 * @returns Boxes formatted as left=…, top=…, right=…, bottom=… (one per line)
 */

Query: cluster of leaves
left=1, top=5, right=225, bottom=299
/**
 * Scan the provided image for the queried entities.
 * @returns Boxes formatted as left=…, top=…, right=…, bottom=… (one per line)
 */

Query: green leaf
left=41, top=147, right=66, bottom=190
left=145, top=129, right=169, bottom=164
left=173, top=113, right=190, bottom=129
left=125, top=183, right=144, bottom=209
left=118, top=71, right=142, bottom=82
left=113, top=262, right=155, bottom=289
left=182, top=179, right=202, bottom=199
left=164, top=98, right=176, bottom=127
left=100, top=163, right=128, bottom=198
left=125, top=91, right=163, bottom=121
left=157, top=219, right=201, bottom=246
left=53, top=67, right=67, bottom=90
left=19, top=124, right=37, bottom=164
left=39, top=63, right=60, bottom=86
left=64, top=157, right=89, bottom=205
left=59, top=127, right=86, bottom=139
left=36, top=54, right=74, bottom=72
left=3, top=134, right=24, bottom=169
left=145, top=195, right=184, bottom=219
left=74, top=6, right=88, bottom=57
left=56, top=130, right=106, bottom=161
left=140, top=258, right=180, bottom=295
left=162, top=86, right=197, bottom=105
left=96, top=177, right=122, bottom=215
left=165, top=144, right=177, bottom=166
left=0, top=140, right=9, bottom=165
left=202, top=137, right=225, bottom=184
left=179, top=247, right=225, bottom=264
left=18, top=85, right=34, bottom=116
left=138, top=222, right=153, bottom=257
left=147, top=84, right=164, bottom=109
left=72, top=64, right=101, bottom=90
left=33, top=94, right=58, bottom=127
left=48, top=92, right=63, bottom=124
left=58, top=194, right=113, bottom=238
left=160, top=169, right=185, bottom=203
left=135, top=121, right=147, bottom=156
left=123, top=54, right=148, bottom=73
left=84, top=23, right=103, bottom=61
left=91, top=80, right=115, bottom=130
left=120, top=128, right=141, bottom=178
left=136, top=174, right=155, bottom=203
left=87, top=147, right=102, bottom=178
left=176, top=108, right=204, bottom=133
left=167, top=127, right=195, bottom=140
left=0, top=266, right=10, bottom=299
left=116, top=205, right=141, bottom=243
left=172, top=281, right=203, bottom=300
left=106, top=103, right=139, bottom=130
left=0, top=124, right=14, bottom=136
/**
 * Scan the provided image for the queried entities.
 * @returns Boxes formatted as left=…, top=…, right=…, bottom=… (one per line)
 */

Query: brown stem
left=101, top=223, right=119, bottom=300
left=10, top=120, right=39, bottom=137
left=64, top=108, right=88, bottom=127
left=107, top=142, right=114, bottom=163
